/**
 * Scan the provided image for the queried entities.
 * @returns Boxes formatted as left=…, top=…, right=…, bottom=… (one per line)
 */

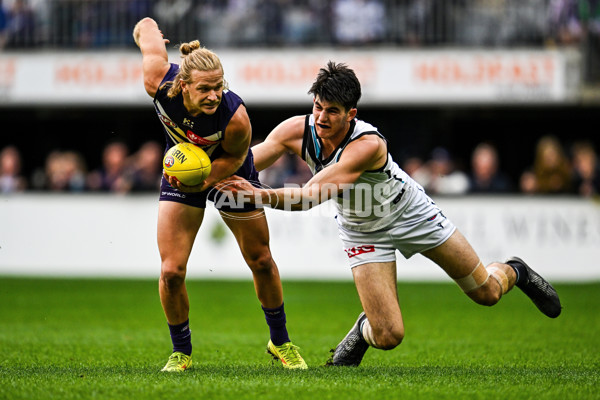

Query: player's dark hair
left=308, top=61, right=361, bottom=111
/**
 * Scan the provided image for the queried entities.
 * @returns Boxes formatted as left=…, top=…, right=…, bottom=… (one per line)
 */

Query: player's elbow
left=137, top=17, right=157, bottom=30
left=133, top=17, right=156, bottom=44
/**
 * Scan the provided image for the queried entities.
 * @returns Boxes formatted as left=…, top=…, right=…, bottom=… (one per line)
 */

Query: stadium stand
left=0, top=0, right=599, bottom=194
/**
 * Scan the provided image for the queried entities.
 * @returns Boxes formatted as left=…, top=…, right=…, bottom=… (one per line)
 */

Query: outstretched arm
left=133, top=17, right=171, bottom=98
left=218, top=134, right=388, bottom=211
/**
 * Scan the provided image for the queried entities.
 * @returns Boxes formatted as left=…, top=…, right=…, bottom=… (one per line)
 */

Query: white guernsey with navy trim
left=301, top=114, right=416, bottom=232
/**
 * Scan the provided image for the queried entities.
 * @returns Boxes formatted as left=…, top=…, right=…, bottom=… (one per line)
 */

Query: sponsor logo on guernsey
left=187, top=130, right=220, bottom=146
left=344, top=245, right=376, bottom=258
left=157, top=112, right=177, bottom=128
left=171, top=149, right=187, bottom=164
left=164, top=155, right=175, bottom=168
left=161, top=191, right=186, bottom=199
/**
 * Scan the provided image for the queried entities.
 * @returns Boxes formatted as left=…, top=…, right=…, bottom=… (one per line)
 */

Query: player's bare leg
left=353, top=262, right=404, bottom=349
left=422, top=230, right=511, bottom=305
left=158, top=201, right=204, bottom=324
left=423, top=229, right=561, bottom=317
left=327, top=261, right=404, bottom=366
left=221, top=209, right=307, bottom=369
left=220, top=209, right=283, bottom=308
left=157, top=201, right=204, bottom=371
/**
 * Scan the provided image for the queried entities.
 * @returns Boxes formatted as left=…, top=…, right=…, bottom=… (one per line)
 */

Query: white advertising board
left=0, top=48, right=579, bottom=106
left=0, top=194, right=598, bottom=282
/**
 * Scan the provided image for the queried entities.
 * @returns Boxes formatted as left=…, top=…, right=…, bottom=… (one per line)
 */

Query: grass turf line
left=0, top=277, right=598, bottom=399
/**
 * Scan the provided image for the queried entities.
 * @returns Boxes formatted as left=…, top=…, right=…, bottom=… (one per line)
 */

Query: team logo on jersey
left=187, top=130, right=219, bottom=146
left=344, top=245, right=375, bottom=258
left=182, top=118, right=194, bottom=128
left=164, top=155, right=175, bottom=168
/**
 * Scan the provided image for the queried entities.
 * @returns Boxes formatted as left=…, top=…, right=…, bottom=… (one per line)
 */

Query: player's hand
left=214, top=175, right=257, bottom=195
left=163, top=172, right=207, bottom=193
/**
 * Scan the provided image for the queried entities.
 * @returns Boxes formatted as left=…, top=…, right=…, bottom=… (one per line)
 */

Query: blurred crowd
left=2, top=136, right=599, bottom=198
left=1, top=0, right=598, bottom=83
left=401, top=136, right=600, bottom=197
left=0, top=0, right=598, bottom=49
left=1, top=0, right=599, bottom=198
left=1, top=140, right=164, bottom=194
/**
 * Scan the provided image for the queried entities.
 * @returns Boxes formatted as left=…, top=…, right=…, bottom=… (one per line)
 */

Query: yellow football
left=163, top=142, right=211, bottom=186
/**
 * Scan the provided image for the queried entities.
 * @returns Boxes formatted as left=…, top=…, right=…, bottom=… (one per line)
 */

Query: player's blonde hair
left=165, top=40, right=228, bottom=98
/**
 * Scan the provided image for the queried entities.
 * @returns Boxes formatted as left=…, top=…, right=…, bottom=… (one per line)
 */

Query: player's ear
left=347, top=107, right=357, bottom=120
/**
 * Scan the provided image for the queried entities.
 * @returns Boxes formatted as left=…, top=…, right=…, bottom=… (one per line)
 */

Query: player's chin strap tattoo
left=455, top=260, right=510, bottom=296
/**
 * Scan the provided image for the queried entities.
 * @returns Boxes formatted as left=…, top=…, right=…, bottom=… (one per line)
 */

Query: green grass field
left=0, top=277, right=598, bottom=400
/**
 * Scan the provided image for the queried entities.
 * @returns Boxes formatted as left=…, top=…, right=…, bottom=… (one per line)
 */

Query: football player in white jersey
left=218, top=61, right=562, bottom=366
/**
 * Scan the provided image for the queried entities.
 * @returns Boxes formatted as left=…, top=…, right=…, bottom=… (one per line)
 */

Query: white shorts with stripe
left=338, top=187, right=456, bottom=268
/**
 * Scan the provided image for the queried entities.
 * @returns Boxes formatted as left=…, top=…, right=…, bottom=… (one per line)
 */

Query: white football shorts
left=337, top=187, right=456, bottom=268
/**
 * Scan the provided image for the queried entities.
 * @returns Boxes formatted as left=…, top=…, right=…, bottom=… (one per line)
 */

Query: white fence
left=1, top=194, right=599, bottom=282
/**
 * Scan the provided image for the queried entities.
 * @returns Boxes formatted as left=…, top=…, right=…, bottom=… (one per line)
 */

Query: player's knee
left=455, top=260, right=502, bottom=306
left=160, top=262, right=186, bottom=288
left=245, top=250, right=275, bottom=274
left=375, top=326, right=404, bottom=350
left=469, top=285, right=501, bottom=306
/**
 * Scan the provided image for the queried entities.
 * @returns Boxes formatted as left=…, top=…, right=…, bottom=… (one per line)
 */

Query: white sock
left=361, top=319, right=378, bottom=348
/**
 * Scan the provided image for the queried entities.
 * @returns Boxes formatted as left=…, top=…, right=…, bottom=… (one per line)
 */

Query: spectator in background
left=259, top=151, right=313, bottom=188
left=400, top=155, right=425, bottom=177
left=87, top=140, right=130, bottom=192
left=0, top=145, right=26, bottom=193
left=127, top=140, right=163, bottom=192
left=259, top=153, right=291, bottom=188
left=520, top=135, right=572, bottom=194
left=153, top=0, right=193, bottom=44
left=406, top=0, right=451, bottom=45
left=284, top=153, right=313, bottom=185
left=0, top=0, right=8, bottom=48
left=280, top=0, right=319, bottom=46
left=43, top=150, right=87, bottom=191
left=468, top=142, right=513, bottom=193
left=412, top=146, right=469, bottom=195
left=547, top=0, right=583, bottom=45
left=579, top=0, right=600, bottom=82
left=192, top=1, right=230, bottom=47
left=4, top=0, right=35, bottom=48
left=570, top=140, right=600, bottom=197
left=332, top=0, right=385, bottom=45
left=30, top=150, right=87, bottom=191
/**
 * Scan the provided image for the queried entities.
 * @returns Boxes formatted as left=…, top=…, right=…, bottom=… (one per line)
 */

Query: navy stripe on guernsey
left=153, top=63, right=244, bottom=161
left=301, top=114, right=383, bottom=174
left=302, top=115, right=362, bottom=173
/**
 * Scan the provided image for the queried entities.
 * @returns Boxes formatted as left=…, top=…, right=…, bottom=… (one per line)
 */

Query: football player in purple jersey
left=133, top=17, right=306, bottom=371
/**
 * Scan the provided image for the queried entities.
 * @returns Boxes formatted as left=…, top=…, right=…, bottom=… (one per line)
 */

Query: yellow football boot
left=161, top=352, right=192, bottom=372
left=267, top=340, right=307, bottom=370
